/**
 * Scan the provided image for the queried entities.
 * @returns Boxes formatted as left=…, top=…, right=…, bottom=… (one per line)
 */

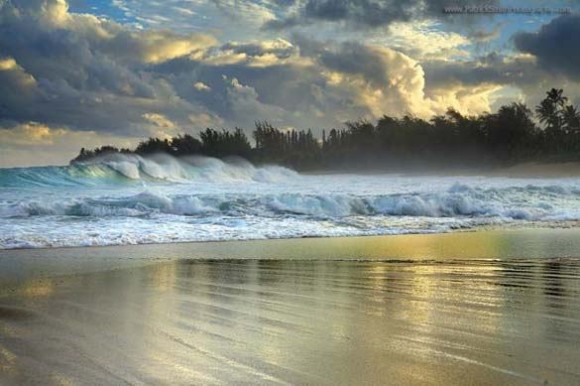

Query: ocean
left=2, top=156, right=580, bottom=383
left=3, top=155, right=580, bottom=249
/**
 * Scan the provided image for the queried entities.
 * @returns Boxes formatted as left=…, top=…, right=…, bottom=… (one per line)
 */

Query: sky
left=0, top=0, right=579, bottom=167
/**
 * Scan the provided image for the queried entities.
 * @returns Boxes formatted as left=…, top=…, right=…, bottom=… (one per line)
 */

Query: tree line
left=71, top=88, right=580, bottom=171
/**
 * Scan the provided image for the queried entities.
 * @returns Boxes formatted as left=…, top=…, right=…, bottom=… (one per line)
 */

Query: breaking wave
left=2, top=183, right=580, bottom=221
left=0, top=154, right=297, bottom=188
left=3, top=160, right=580, bottom=249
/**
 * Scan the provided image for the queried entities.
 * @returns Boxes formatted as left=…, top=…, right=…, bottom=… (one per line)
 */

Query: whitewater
left=2, top=154, right=580, bottom=249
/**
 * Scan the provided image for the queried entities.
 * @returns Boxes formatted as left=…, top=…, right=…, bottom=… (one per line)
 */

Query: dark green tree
left=171, top=134, right=202, bottom=156
left=485, top=103, right=537, bottom=162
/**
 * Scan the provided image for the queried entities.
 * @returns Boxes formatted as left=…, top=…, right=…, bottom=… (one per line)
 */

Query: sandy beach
left=1, top=229, right=580, bottom=385
left=4, top=0, right=580, bottom=384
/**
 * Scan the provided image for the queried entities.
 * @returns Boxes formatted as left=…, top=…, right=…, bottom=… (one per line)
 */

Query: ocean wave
left=0, top=155, right=298, bottom=188
left=1, top=184, right=578, bottom=221
left=3, top=165, right=580, bottom=249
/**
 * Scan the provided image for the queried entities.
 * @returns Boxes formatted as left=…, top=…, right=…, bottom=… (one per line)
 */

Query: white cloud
left=188, top=112, right=224, bottom=129
left=0, top=122, right=135, bottom=167
left=110, top=0, right=277, bottom=38
left=381, top=20, right=471, bottom=60
left=193, top=82, right=211, bottom=91
left=1, top=0, right=575, bottom=167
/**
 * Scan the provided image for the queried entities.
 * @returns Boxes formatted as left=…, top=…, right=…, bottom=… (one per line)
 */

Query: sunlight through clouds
left=1, top=0, right=579, bottom=166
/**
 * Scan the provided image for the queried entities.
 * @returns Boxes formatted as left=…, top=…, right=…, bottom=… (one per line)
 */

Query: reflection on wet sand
left=0, top=251, right=580, bottom=384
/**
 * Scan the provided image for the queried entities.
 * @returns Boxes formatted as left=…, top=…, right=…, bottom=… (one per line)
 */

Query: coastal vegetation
left=72, top=89, right=580, bottom=171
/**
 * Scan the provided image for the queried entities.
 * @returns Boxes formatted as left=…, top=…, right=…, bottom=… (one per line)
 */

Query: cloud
left=176, top=37, right=452, bottom=124
left=424, top=55, right=530, bottom=88
left=0, top=56, right=38, bottom=115
left=421, top=48, right=580, bottom=115
left=141, top=112, right=180, bottom=138
left=514, top=14, right=580, bottom=80
left=0, top=0, right=218, bottom=138
left=225, top=76, right=289, bottom=125
left=377, top=20, right=470, bottom=61
left=291, top=36, right=466, bottom=118
left=193, top=82, right=211, bottom=91
left=148, top=40, right=336, bottom=127
left=264, top=0, right=496, bottom=30
left=150, top=35, right=463, bottom=127
left=468, top=23, right=503, bottom=43
left=0, top=122, right=135, bottom=167
left=0, top=0, right=501, bottom=148
left=422, top=50, right=570, bottom=93
left=188, top=112, right=224, bottom=129
left=6, top=0, right=70, bottom=25
left=428, top=84, right=503, bottom=115
left=109, top=0, right=277, bottom=38
left=7, top=0, right=573, bottom=169
left=0, top=122, right=64, bottom=146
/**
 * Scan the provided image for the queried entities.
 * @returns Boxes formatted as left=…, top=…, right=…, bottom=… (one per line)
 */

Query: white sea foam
left=0, top=155, right=299, bottom=187
left=2, top=157, right=580, bottom=249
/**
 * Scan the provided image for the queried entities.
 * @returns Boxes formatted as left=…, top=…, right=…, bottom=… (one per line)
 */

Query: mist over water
left=3, top=155, right=580, bottom=249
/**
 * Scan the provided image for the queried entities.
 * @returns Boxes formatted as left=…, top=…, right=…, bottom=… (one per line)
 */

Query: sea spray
left=3, top=160, right=580, bottom=249
left=0, top=155, right=299, bottom=187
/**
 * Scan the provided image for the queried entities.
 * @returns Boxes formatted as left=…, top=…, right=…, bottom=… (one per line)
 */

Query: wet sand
left=1, top=229, right=580, bottom=385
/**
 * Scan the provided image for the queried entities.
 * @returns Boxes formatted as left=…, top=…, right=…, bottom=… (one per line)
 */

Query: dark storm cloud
left=423, top=53, right=549, bottom=89
left=293, top=36, right=389, bottom=86
left=0, top=1, right=384, bottom=136
left=514, top=14, right=580, bottom=80
left=149, top=41, right=372, bottom=128
left=3, top=0, right=549, bottom=147
left=264, top=0, right=494, bottom=29
left=220, top=41, right=295, bottom=59
left=152, top=35, right=432, bottom=127
left=0, top=0, right=217, bottom=135
left=421, top=51, right=580, bottom=114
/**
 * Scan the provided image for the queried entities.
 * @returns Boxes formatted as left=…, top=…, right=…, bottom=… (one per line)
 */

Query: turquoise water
left=4, top=155, right=580, bottom=249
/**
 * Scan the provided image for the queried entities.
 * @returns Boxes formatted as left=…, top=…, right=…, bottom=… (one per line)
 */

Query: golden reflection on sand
left=0, top=230, right=580, bottom=384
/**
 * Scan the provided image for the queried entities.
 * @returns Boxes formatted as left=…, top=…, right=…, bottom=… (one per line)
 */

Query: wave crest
left=2, top=184, right=578, bottom=221
left=0, top=155, right=298, bottom=187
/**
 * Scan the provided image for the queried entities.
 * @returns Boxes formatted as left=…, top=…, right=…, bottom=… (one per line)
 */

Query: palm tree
left=486, top=102, right=537, bottom=162
left=536, top=98, right=558, bottom=128
left=563, top=105, right=580, bottom=132
left=547, top=88, right=568, bottom=107
left=536, top=89, right=567, bottom=130
left=561, top=105, right=580, bottom=152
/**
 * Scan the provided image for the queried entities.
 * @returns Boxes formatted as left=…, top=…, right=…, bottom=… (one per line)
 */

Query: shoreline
left=3, top=226, right=580, bottom=283
left=1, top=226, right=580, bottom=384
left=0, top=226, right=472, bottom=253
left=2, top=221, right=580, bottom=253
